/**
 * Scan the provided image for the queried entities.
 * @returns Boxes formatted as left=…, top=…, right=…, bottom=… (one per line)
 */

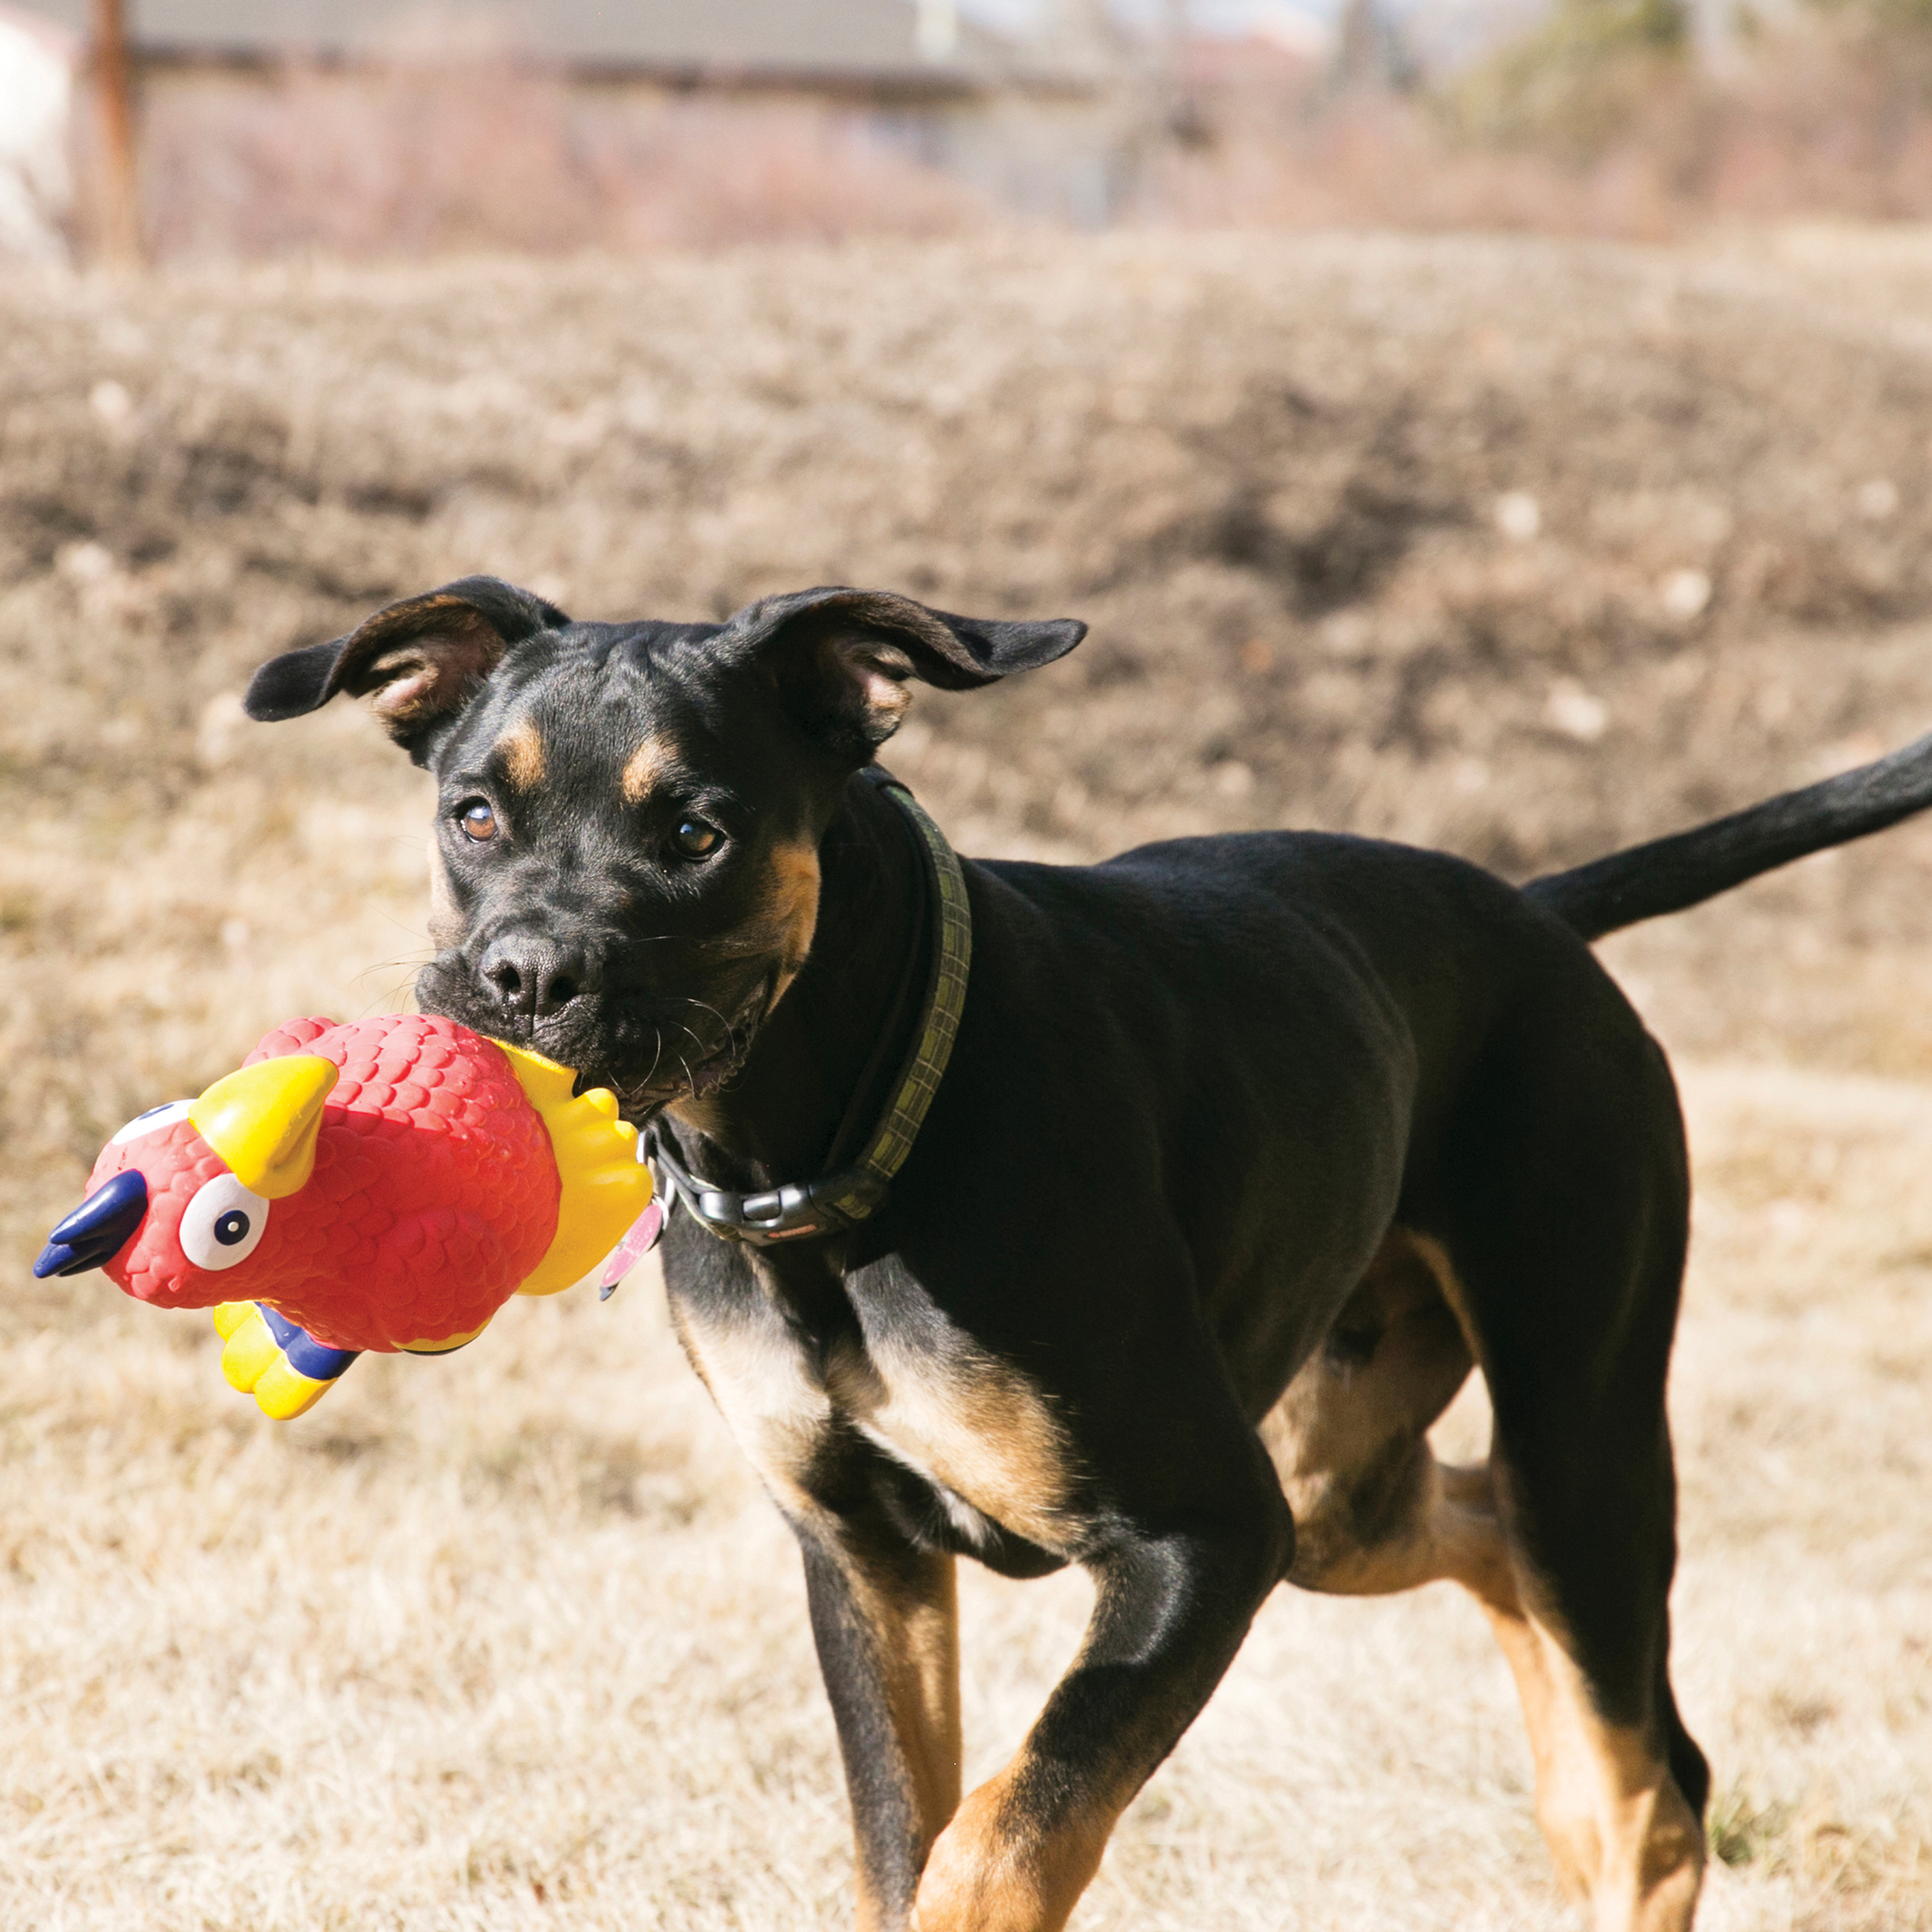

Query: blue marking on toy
left=34, top=1170, right=149, bottom=1278
left=256, top=1303, right=360, bottom=1381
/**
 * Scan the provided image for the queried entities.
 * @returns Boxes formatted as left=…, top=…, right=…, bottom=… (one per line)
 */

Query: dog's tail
left=1524, top=726, right=1932, bottom=943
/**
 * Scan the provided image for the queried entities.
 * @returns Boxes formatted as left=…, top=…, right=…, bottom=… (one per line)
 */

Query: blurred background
left=10, top=0, right=1932, bottom=260
left=2, top=5, right=1930, bottom=1931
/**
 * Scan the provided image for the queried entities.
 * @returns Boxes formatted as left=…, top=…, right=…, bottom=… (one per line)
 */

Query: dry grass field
left=2, top=226, right=1930, bottom=1929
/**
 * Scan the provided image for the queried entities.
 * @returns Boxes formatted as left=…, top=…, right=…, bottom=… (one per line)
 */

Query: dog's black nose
left=478, top=936, right=597, bottom=1019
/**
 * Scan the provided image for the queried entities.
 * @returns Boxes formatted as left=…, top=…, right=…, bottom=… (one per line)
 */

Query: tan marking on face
left=668, top=842, right=825, bottom=1134
left=425, top=833, right=462, bottom=951
left=829, top=1323, right=1077, bottom=1557
left=620, top=737, right=674, bottom=806
left=667, top=1091, right=731, bottom=1139
left=496, top=717, right=545, bottom=791
left=762, top=840, right=821, bottom=1007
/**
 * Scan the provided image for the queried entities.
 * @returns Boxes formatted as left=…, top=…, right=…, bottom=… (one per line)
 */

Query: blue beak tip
left=35, top=1170, right=149, bottom=1279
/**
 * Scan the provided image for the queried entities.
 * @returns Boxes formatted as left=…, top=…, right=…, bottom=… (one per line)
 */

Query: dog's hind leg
left=1265, top=1225, right=1704, bottom=1931
left=1471, top=1560, right=1705, bottom=1932
left=1264, top=1228, right=1508, bottom=1604
left=1423, top=1012, right=1709, bottom=1932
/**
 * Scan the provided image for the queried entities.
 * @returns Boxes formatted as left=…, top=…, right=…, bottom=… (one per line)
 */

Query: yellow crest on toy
left=189, top=1054, right=339, bottom=1199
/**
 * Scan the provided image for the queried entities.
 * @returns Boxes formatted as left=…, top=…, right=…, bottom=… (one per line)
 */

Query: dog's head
left=246, top=577, right=1082, bottom=1113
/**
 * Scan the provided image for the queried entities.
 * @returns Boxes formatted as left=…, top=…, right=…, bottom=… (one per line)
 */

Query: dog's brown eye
left=672, top=818, right=720, bottom=860
left=459, top=801, right=498, bottom=842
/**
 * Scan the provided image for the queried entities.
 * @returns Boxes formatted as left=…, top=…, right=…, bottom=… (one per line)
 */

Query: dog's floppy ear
left=243, top=576, right=568, bottom=760
left=723, top=586, right=1084, bottom=761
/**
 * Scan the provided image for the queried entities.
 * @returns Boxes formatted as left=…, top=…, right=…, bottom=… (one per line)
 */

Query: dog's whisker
left=673, top=998, right=737, bottom=1048
left=352, top=952, right=437, bottom=980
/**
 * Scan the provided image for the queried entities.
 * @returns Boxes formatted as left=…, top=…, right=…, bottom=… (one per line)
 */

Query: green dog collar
left=647, top=776, right=970, bottom=1246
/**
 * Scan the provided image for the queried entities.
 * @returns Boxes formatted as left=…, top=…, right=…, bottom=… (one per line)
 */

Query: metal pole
left=92, top=0, right=142, bottom=265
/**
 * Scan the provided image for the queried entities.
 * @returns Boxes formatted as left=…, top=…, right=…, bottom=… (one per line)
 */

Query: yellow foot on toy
left=212, top=1301, right=359, bottom=1420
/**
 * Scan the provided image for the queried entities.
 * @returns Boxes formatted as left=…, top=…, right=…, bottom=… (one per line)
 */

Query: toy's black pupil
left=214, top=1209, right=251, bottom=1245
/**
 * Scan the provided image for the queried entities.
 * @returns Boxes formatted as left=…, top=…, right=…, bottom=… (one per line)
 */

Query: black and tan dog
left=245, top=577, right=1932, bottom=1932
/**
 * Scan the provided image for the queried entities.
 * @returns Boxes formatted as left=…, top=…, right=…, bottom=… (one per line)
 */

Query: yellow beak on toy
left=188, top=1054, right=339, bottom=1198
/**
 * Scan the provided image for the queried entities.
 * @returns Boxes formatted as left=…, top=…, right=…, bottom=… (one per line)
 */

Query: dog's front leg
left=797, top=1511, right=961, bottom=1932
left=667, top=1281, right=961, bottom=1931
left=912, top=1501, right=1291, bottom=1932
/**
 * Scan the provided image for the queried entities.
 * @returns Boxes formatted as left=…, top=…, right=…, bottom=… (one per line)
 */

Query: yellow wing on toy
left=497, top=1043, right=653, bottom=1296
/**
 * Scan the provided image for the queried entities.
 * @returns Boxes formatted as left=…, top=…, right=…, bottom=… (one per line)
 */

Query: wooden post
left=1333, top=0, right=1386, bottom=94
left=92, top=0, right=142, bottom=265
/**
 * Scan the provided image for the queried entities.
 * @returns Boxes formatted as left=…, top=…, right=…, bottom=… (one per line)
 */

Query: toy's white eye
left=180, top=1173, right=270, bottom=1271
left=110, top=1099, right=194, bottom=1146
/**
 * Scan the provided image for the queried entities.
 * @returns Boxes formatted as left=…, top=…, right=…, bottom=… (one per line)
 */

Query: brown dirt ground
left=1, top=225, right=1929, bottom=1928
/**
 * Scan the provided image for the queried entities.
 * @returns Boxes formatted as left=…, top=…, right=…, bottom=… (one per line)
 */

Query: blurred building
left=0, top=4, right=73, bottom=258
left=19, top=0, right=1139, bottom=238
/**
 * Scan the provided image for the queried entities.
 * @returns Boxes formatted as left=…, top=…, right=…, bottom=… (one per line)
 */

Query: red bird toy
left=36, top=1014, right=657, bottom=1418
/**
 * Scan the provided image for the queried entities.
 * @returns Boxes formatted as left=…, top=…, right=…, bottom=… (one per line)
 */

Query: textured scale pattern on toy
left=42, top=1013, right=656, bottom=1419
left=100, top=1016, right=562, bottom=1351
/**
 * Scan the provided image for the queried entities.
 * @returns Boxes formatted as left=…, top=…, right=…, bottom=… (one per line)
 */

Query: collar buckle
left=658, top=1157, right=891, bottom=1245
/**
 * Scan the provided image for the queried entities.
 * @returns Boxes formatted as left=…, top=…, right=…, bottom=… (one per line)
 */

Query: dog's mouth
left=607, top=973, right=777, bottom=1118
left=415, top=952, right=779, bottom=1121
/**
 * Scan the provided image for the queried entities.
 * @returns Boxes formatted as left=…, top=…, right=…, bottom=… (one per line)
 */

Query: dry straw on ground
left=1, top=228, right=1929, bottom=1927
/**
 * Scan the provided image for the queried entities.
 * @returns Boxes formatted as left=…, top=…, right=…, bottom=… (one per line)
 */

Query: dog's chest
left=669, top=1273, right=1076, bottom=1555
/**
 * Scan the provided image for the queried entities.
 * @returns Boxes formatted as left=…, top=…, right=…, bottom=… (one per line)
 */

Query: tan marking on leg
left=1410, top=1237, right=1705, bottom=1927
left=495, top=717, right=544, bottom=791
left=849, top=1556, right=963, bottom=1859
left=832, top=1327, right=1077, bottom=1555
left=620, top=737, right=674, bottom=805
left=1264, top=1229, right=1504, bottom=1598
left=673, top=1297, right=961, bottom=1927
left=669, top=1300, right=967, bottom=1777
left=667, top=1296, right=831, bottom=1522
left=911, top=1765, right=1117, bottom=1932
left=1263, top=1228, right=1700, bottom=1926
left=1271, top=1439, right=1516, bottom=1602
left=1481, top=1595, right=1703, bottom=1931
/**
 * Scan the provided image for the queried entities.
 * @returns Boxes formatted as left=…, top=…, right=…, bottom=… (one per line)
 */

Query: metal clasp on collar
left=669, top=1164, right=890, bottom=1245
